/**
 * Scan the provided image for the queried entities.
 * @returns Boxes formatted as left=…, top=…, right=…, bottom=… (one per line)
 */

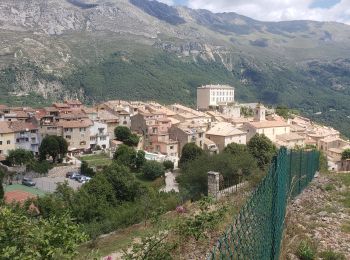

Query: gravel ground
left=34, top=176, right=82, bottom=193
left=283, top=173, right=350, bottom=259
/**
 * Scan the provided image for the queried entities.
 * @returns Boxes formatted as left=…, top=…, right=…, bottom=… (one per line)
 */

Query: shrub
left=297, top=240, right=316, bottom=260
left=142, top=161, right=165, bottom=181
left=163, top=160, right=174, bottom=171
left=319, top=250, right=346, bottom=260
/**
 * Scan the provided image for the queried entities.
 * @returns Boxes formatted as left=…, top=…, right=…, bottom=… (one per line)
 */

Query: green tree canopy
left=341, top=149, right=350, bottom=160
left=142, top=160, right=165, bottom=181
left=223, top=143, right=248, bottom=156
left=80, top=161, right=95, bottom=177
left=113, top=144, right=137, bottom=169
left=163, top=160, right=174, bottom=171
left=0, top=170, right=4, bottom=201
left=0, top=205, right=88, bottom=259
left=135, top=150, right=146, bottom=171
left=114, top=126, right=139, bottom=147
left=39, top=135, right=68, bottom=163
left=7, top=149, right=34, bottom=166
left=247, top=134, right=277, bottom=170
left=103, top=162, right=141, bottom=201
left=177, top=152, right=258, bottom=200
left=179, top=143, right=204, bottom=169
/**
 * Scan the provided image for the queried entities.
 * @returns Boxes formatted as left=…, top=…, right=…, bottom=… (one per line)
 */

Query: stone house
left=206, top=122, right=247, bottom=152
left=89, top=121, right=110, bottom=150
left=243, top=104, right=290, bottom=142
left=57, top=119, right=93, bottom=152
left=169, top=123, right=205, bottom=156
left=0, top=121, right=16, bottom=159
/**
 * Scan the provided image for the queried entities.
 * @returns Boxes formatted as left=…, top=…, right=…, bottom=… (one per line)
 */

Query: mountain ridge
left=0, top=0, right=349, bottom=136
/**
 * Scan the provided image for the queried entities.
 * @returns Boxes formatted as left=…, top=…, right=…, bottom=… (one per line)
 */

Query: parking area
left=34, top=176, right=82, bottom=193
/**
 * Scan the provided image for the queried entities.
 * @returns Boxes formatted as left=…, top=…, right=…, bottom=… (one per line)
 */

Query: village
left=0, top=84, right=349, bottom=177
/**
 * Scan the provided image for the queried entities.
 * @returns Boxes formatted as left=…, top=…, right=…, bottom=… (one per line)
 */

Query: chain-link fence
left=208, top=147, right=320, bottom=260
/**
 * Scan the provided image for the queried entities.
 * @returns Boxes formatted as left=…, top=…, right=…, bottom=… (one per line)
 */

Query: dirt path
left=283, top=173, right=350, bottom=259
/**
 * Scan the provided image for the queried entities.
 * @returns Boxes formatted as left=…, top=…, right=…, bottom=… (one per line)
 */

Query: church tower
left=255, top=103, right=266, bottom=122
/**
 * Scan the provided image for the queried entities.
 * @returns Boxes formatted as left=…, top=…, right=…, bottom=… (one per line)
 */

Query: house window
left=0, top=141, right=2, bottom=145
left=7, top=140, right=10, bottom=145
left=30, top=130, right=36, bottom=133
left=170, top=146, right=174, bottom=150
left=100, top=136, right=106, bottom=141
left=0, top=150, right=2, bottom=154
left=65, top=135, right=72, bottom=140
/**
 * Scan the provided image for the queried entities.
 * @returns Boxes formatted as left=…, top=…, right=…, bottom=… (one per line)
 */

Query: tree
left=135, top=150, right=146, bottom=171
left=341, top=149, right=350, bottom=160
left=114, top=126, right=139, bottom=147
left=275, top=105, right=290, bottom=119
left=0, top=205, right=88, bottom=259
left=179, top=143, right=204, bottom=168
left=142, top=160, right=165, bottom=181
left=103, top=162, right=141, bottom=201
left=247, top=134, right=277, bottom=170
left=7, top=149, right=34, bottom=166
left=39, top=136, right=60, bottom=162
left=115, top=126, right=132, bottom=141
left=55, top=136, right=68, bottom=162
left=223, top=143, right=248, bottom=156
left=177, top=153, right=258, bottom=200
left=0, top=170, right=4, bottom=201
left=113, top=144, right=137, bottom=169
left=163, top=160, right=174, bottom=172
left=80, top=161, right=95, bottom=177
left=39, top=136, right=68, bottom=163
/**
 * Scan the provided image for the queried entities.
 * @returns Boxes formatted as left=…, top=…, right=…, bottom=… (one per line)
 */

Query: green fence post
left=299, top=150, right=302, bottom=193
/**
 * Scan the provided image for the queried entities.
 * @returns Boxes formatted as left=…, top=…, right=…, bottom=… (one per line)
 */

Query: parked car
left=71, top=174, right=82, bottom=181
left=78, top=175, right=91, bottom=183
left=66, top=172, right=76, bottom=178
left=22, top=178, right=36, bottom=187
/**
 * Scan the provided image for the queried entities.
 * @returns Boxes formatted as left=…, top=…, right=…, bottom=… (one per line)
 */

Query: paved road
left=34, top=176, right=82, bottom=193
left=161, top=172, right=179, bottom=193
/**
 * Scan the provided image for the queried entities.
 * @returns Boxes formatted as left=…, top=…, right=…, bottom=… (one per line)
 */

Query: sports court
left=4, top=184, right=46, bottom=204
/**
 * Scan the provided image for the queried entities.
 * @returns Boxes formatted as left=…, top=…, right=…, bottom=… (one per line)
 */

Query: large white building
left=197, top=85, right=235, bottom=110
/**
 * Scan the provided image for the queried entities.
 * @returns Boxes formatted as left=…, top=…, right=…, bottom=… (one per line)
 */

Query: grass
left=4, top=184, right=47, bottom=197
left=341, top=221, right=350, bottom=234
left=75, top=177, right=251, bottom=259
left=76, top=224, right=153, bottom=259
left=79, top=153, right=112, bottom=168
left=135, top=173, right=165, bottom=190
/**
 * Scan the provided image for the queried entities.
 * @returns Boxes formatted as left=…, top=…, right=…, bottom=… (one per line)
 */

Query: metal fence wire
left=208, top=147, right=320, bottom=260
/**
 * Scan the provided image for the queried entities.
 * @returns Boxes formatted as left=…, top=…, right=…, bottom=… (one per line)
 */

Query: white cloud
left=186, top=0, right=350, bottom=24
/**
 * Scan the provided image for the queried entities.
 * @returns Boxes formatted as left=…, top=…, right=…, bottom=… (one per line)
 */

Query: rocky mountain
left=0, top=0, right=350, bottom=136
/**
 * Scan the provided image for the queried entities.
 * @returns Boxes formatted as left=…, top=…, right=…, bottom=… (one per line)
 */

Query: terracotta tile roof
left=9, top=121, right=38, bottom=132
left=0, top=121, right=13, bottom=134
left=53, top=103, right=70, bottom=109
left=44, top=107, right=59, bottom=112
left=246, top=120, right=289, bottom=129
left=276, top=133, right=305, bottom=142
left=206, top=122, right=245, bottom=137
left=6, top=110, right=30, bottom=118
left=57, top=119, right=93, bottom=128
left=82, top=107, right=97, bottom=114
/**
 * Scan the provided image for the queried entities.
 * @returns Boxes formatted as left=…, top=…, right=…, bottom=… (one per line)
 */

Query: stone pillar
left=208, top=171, right=220, bottom=200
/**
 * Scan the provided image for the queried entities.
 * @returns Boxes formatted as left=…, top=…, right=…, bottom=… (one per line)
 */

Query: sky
left=157, top=0, right=350, bottom=24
